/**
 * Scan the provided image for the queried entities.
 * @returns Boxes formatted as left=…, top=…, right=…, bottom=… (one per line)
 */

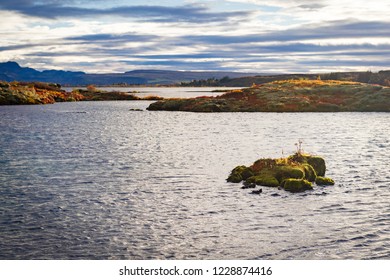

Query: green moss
left=282, top=179, right=313, bottom=193
left=227, top=173, right=242, bottom=183
left=315, top=176, right=335, bottom=186
left=241, top=167, right=254, bottom=180
left=274, top=165, right=304, bottom=182
left=246, top=174, right=279, bottom=187
left=291, top=153, right=326, bottom=177
left=227, top=152, right=333, bottom=193
left=302, top=163, right=317, bottom=182
left=227, top=165, right=250, bottom=183
left=306, top=156, right=326, bottom=176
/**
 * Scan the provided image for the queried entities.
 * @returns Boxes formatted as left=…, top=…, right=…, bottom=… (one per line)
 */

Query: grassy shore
left=147, top=79, right=390, bottom=112
left=0, top=81, right=163, bottom=105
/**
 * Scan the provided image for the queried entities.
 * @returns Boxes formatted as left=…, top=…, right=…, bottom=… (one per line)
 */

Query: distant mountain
left=2, top=61, right=389, bottom=87
left=0, top=61, right=256, bottom=86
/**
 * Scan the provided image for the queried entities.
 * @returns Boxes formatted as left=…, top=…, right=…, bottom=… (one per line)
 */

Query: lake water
left=62, top=86, right=241, bottom=98
left=0, top=88, right=389, bottom=259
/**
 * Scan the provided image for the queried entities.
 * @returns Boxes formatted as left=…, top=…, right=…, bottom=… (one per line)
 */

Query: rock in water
left=281, top=179, right=313, bottom=193
left=251, top=189, right=263, bottom=195
left=227, top=152, right=334, bottom=193
left=315, top=176, right=335, bottom=186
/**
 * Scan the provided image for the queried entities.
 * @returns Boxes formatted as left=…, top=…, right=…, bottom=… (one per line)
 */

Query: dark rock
left=241, top=181, right=256, bottom=189
left=251, top=189, right=263, bottom=194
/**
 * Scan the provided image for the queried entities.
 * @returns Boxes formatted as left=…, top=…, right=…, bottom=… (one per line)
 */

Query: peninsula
left=0, top=81, right=162, bottom=105
left=147, top=79, right=390, bottom=112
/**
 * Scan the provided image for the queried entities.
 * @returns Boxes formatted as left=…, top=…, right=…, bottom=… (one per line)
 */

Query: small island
left=147, top=79, right=390, bottom=112
left=227, top=147, right=334, bottom=193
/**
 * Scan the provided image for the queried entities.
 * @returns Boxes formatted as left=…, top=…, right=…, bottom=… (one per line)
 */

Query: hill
left=0, top=61, right=254, bottom=86
left=147, top=79, right=390, bottom=112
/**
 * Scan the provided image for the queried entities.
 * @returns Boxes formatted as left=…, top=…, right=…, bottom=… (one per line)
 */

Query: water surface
left=0, top=98, right=389, bottom=259
left=62, top=86, right=241, bottom=98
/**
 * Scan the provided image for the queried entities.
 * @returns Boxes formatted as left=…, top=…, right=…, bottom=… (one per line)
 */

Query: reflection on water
left=0, top=99, right=389, bottom=259
left=61, top=86, right=242, bottom=99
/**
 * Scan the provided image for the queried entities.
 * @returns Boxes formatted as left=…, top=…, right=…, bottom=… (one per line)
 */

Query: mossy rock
left=274, top=165, right=304, bottom=182
left=315, top=176, right=335, bottom=186
left=227, top=165, right=252, bottom=183
left=241, top=167, right=254, bottom=180
left=306, top=156, right=326, bottom=176
left=246, top=175, right=279, bottom=187
left=227, top=173, right=242, bottom=183
left=282, top=179, right=313, bottom=193
left=302, top=163, right=317, bottom=182
left=227, top=152, right=333, bottom=193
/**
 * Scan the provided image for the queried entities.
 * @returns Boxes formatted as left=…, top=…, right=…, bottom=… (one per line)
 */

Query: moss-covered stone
left=246, top=175, right=279, bottom=187
left=226, top=165, right=254, bottom=183
left=227, top=152, right=334, bottom=193
left=302, top=163, right=317, bottom=182
left=288, top=153, right=326, bottom=177
left=241, top=167, right=254, bottom=180
left=227, top=173, right=242, bottom=183
left=274, top=165, right=304, bottom=182
left=282, top=179, right=313, bottom=193
left=226, top=165, right=248, bottom=183
left=315, top=176, right=335, bottom=186
left=306, top=156, right=326, bottom=176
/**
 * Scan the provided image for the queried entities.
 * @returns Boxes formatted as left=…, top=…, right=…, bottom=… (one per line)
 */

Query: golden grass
left=270, top=79, right=361, bottom=87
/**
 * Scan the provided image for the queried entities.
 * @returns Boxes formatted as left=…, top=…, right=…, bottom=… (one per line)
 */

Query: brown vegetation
left=0, top=81, right=163, bottom=105
left=147, top=79, right=390, bottom=112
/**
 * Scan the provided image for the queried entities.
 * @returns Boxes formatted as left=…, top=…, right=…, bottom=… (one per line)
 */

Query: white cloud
left=1, top=1, right=389, bottom=73
left=226, top=0, right=390, bottom=23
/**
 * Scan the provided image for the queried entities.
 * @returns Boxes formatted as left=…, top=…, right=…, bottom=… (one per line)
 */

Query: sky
left=0, top=0, right=389, bottom=73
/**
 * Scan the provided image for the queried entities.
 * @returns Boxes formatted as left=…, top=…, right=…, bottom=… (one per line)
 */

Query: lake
left=0, top=88, right=389, bottom=259
left=62, top=86, right=242, bottom=98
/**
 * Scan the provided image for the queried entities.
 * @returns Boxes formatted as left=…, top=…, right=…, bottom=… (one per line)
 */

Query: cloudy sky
left=1, top=0, right=389, bottom=73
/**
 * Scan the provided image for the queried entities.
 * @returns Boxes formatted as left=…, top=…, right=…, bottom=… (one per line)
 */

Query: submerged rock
left=315, top=176, right=335, bottom=186
left=241, top=181, right=256, bottom=189
left=227, top=152, right=334, bottom=193
left=251, top=189, right=263, bottom=195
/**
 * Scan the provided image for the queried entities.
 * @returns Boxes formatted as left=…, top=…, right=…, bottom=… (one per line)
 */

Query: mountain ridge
left=0, top=61, right=256, bottom=86
left=1, top=61, right=390, bottom=87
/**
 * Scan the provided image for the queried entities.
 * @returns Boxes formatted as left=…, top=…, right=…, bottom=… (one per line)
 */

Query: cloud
left=2, top=1, right=390, bottom=73
left=297, top=4, right=326, bottom=10
left=0, top=0, right=252, bottom=23
left=226, top=0, right=390, bottom=24
left=7, top=18, right=387, bottom=73
left=180, top=21, right=390, bottom=45
left=67, top=33, right=159, bottom=44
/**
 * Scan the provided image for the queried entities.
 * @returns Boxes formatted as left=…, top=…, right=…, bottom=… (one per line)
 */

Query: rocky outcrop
left=0, top=81, right=163, bottom=105
left=227, top=152, right=334, bottom=193
left=0, top=81, right=83, bottom=105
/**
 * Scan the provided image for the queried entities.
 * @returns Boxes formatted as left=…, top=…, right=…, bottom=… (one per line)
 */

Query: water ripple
left=0, top=103, right=389, bottom=259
